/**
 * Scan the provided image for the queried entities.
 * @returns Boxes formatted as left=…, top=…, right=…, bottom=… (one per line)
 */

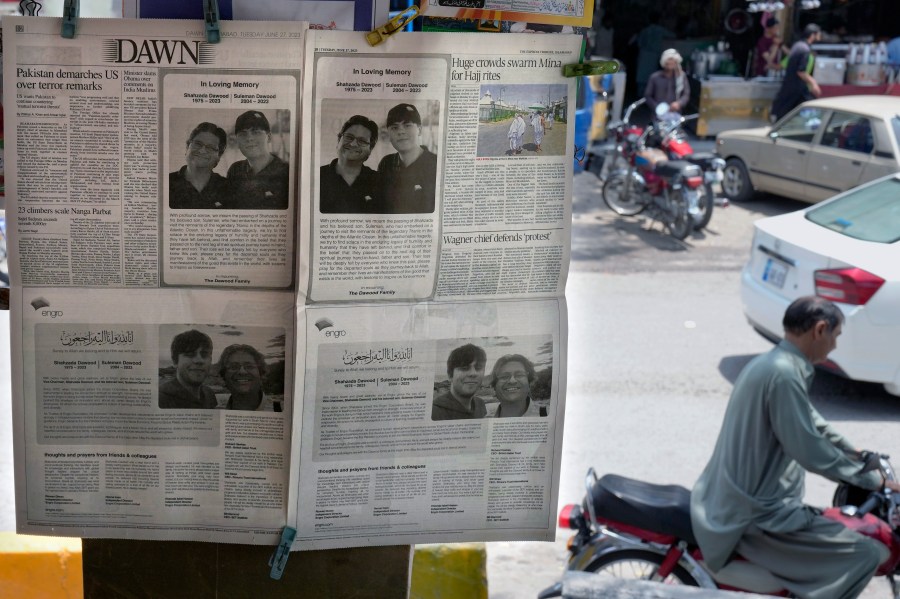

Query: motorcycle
left=587, top=100, right=724, bottom=232
left=538, top=453, right=900, bottom=598
left=601, top=120, right=705, bottom=241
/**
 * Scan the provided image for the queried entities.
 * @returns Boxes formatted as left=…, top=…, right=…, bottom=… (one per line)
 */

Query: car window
left=775, top=107, right=824, bottom=143
left=818, top=111, right=874, bottom=154
left=806, top=177, right=900, bottom=243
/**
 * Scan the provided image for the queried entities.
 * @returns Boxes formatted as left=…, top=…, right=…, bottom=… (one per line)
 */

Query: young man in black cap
left=227, top=110, right=290, bottom=209
left=377, top=103, right=437, bottom=214
left=771, top=23, right=823, bottom=122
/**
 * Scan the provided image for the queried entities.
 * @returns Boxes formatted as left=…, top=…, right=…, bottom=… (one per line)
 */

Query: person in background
left=771, top=23, right=823, bottom=122
left=754, top=17, right=790, bottom=77
left=531, top=111, right=545, bottom=152
left=644, top=48, right=690, bottom=116
left=169, top=122, right=231, bottom=210
left=887, top=34, right=900, bottom=73
left=159, top=329, right=217, bottom=409
left=320, top=115, right=381, bottom=213
left=227, top=110, right=290, bottom=210
left=508, top=112, right=526, bottom=155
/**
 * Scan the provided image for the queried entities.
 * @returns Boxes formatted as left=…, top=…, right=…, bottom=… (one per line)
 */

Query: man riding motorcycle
left=691, top=296, right=900, bottom=599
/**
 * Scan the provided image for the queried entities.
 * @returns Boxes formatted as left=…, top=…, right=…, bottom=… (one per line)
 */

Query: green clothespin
left=204, top=0, right=221, bottom=44
left=61, top=0, right=78, bottom=39
left=563, top=60, right=620, bottom=78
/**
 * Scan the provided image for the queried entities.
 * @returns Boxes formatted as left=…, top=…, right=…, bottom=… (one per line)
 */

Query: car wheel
left=722, top=158, right=754, bottom=202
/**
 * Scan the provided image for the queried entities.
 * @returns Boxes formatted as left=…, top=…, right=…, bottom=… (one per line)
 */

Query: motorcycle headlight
left=712, top=157, right=726, bottom=170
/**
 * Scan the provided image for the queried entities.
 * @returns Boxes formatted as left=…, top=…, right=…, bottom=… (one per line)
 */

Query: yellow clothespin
left=563, top=60, right=620, bottom=78
left=366, top=5, right=419, bottom=46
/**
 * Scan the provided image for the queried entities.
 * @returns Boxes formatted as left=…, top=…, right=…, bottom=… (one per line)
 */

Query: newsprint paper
left=6, top=16, right=580, bottom=550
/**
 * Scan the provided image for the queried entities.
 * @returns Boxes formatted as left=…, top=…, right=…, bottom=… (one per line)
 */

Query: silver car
left=716, top=95, right=900, bottom=203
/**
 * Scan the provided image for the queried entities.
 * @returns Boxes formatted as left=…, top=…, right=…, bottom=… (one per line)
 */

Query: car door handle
left=797, top=150, right=806, bottom=155
left=851, top=160, right=862, bottom=166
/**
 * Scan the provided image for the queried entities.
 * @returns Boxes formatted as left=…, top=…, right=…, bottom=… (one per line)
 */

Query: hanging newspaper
left=5, top=16, right=581, bottom=548
left=290, top=30, right=578, bottom=550
left=5, top=17, right=304, bottom=544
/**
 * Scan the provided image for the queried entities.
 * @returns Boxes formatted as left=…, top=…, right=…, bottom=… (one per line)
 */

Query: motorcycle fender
left=566, top=534, right=664, bottom=572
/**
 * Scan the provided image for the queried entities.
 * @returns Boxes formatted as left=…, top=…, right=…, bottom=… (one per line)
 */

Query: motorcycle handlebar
left=856, top=493, right=883, bottom=517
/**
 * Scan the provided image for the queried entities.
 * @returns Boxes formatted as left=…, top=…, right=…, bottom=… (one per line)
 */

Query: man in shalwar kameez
left=691, top=296, right=900, bottom=599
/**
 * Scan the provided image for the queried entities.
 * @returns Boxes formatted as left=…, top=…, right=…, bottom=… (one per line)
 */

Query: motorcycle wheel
left=666, top=189, right=692, bottom=241
left=602, top=173, right=644, bottom=216
left=692, top=183, right=715, bottom=231
left=587, top=549, right=700, bottom=585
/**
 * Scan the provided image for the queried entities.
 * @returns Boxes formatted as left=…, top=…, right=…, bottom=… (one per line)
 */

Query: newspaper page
left=6, top=17, right=304, bottom=544
left=289, top=30, right=578, bottom=549
left=5, top=17, right=302, bottom=290
left=299, top=31, right=578, bottom=305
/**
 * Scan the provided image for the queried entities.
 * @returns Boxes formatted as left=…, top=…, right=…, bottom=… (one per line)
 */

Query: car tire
left=722, top=158, right=754, bottom=203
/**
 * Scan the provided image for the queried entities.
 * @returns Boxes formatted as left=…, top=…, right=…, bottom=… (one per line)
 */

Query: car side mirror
left=768, top=131, right=779, bottom=141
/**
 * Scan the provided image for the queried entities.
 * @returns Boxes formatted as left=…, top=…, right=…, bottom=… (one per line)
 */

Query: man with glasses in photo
left=227, top=110, right=290, bottom=209
left=217, top=343, right=282, bottom=412
left=169, top=122, right=232, bottom=209
left=377, top=103, right=437, bottom=214
left=320, top=114, right=381, bottom=213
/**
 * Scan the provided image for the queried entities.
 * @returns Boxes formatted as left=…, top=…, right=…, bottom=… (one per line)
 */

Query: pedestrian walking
left=531, top=111, right=545, bottom=152
left=508, top=113, right=526, bottom=154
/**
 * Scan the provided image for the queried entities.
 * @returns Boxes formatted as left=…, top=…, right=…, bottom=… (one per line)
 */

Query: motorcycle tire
left=602, top=172, right=645, bottom=216
left=666, top=189, right=692, bottom=241
left=692, top=183, right=715, bottom=231
left=587, top=549, right=700, bottom=585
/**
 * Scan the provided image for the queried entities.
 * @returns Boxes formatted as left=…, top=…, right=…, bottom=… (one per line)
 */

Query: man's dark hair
left=783, top=296, right=843, bottom=335
left=490, top=354, right=536, bottom=391
left=187, top=122, right=228, bottom=157
left=339, top=115, right=379, bottom=149
left=171, top=329, right=213, bottom=365
left=446, top=343, right=487, bottom=378
left=218, top=344, right=267, bottom=379
left=803, top=23, right=821, bottom=39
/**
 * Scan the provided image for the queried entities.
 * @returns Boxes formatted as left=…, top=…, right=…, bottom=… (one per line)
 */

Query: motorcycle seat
left=653, top=160, right=702, bottom=178
left=683, top=152, right=717, bottom=169
left=590, top=473, right=697, bottom=545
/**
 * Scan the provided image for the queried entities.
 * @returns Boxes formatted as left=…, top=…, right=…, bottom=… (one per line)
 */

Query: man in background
left=771, top=24, right=822, bottom=122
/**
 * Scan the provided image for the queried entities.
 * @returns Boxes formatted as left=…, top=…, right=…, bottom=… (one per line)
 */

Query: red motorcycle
left=589, top=99, right=722, bottom=232
left=601, top=120, right=705, bottom=240
left=538, top=453, right=900, bottom=598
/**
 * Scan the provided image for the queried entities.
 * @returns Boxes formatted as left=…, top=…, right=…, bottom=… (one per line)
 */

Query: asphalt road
left=485, top=170, right=900, bottom=599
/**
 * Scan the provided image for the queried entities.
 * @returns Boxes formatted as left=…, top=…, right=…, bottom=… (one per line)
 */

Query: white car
left=741, top=174, right=900, bottom=396
left=718, top=95, right=900, bottom=204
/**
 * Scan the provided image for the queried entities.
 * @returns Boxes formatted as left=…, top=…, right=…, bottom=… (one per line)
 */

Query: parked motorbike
left=601, top=121, right=705, bottom=240
left=538, top=453, right=900, bottom=598
left=587, top=100, right=724, bottom=232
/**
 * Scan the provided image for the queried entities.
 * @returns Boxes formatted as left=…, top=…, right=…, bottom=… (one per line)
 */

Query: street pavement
left=485, top=169, right=900, bottom=599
